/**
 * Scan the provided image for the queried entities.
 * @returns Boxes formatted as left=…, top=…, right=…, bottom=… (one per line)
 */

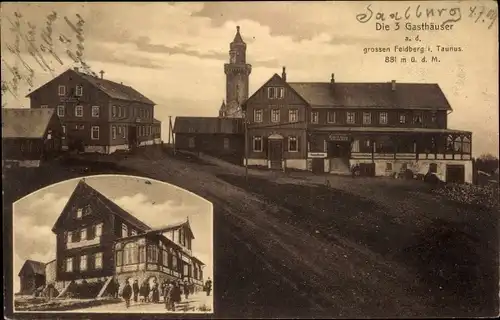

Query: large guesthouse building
left=47, top=179, right=205, bottom=297
left=243, top=69, right=473, bottom=183
left=27, top=68, right=161, bottom=154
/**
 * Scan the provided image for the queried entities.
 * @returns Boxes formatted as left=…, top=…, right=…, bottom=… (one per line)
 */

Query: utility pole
left=168, top=116, right=172, bottom=145
left=244, top=117, right=248, bottom=182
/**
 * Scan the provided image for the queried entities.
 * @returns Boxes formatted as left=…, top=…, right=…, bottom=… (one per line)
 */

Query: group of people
left=121, top=277, right=212, bottom=311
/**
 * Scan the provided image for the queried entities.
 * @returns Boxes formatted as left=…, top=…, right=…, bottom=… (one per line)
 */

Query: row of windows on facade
left=58, top=85, right=83, bottom=97
left=267, top=87, right=285, bottom=100
left=48, top=104, right=152, bottom=119
left=347, top=137, right=471, bottom=154
left=188, top=137, right=230, bottom=150
left=66, top=223, right=103, bottom=243
left=251, top=136, right=471, bottom=154
left=253, top=109, right=432, bottom=125
left=66, top=224, right=139, bottom=243
left=60, top=124, right=159, bottom=140
left=65, top=252, right=103, bottom=272
left=251, top=136, right=299, bottom=153
left=116, top=243, right=203, bottom=280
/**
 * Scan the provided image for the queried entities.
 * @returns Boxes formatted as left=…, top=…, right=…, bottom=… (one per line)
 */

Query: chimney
left=73, top=67, right=79, bottom=72
left=331, top=73, right=335, bottom=84
left=99, top=70, right=105, bottom=79
left=391, top=80, right=396, bottom=91
left=282, top=66, right=287, bottom=81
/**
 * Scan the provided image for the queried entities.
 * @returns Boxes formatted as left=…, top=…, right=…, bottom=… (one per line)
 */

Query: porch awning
left=311, top=127, right=471, bottom=135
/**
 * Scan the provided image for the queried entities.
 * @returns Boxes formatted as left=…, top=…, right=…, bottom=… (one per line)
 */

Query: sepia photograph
left=12, top=175, right=214, bottom=313
left=2, top=1, right=498, bottom=318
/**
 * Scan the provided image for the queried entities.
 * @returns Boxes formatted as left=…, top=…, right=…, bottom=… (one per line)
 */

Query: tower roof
left=232, top=25, right=245, bottom=44
left=220, top=99, right=226, bottom=109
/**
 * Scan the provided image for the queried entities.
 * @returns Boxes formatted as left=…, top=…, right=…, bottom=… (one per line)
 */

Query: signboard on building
left=328, top=134, right=350, bottom=142
left=308, top=152, right=327, bottom=158
left=59, top=97, right=79, bottom=103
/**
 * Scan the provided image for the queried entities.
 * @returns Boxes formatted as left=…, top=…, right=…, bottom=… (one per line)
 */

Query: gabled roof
left=153, top=118, right=161, bottom=124
left=2, top=108, right=57, bottom=139
left=19, top=260, right=46, bottom=277
left=242, top=73, right=310, bottom=110
left=191, top=256, right=205, bottom=266
left=26, top=68, right=155, bottom=105
left=287, top=82, right=452, bottom=110
left=152, top=219, right=195, bottom=239
left=52, top=179, right=152, bottom=233
left=173, top=116, right=243, bottom=134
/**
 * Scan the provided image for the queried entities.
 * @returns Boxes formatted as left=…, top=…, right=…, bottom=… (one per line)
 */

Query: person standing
left=183, top=280, right=190, bottom=300
left=140, top=280, right=149, bottom=303
left=164, top=281, right=174, bottom=311
left=204, top=277, right=212, bottom=296
left=132, top=279, right=140, bottom=303
left=170, top=281, right=181, bottom=311
left=152, top=279, right=159, bottom=303
left=122, top=280, right=132, bottom=308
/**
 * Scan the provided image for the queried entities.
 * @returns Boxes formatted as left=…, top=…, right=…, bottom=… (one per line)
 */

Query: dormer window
left=76, top=208, right=83, bottom=219
left=58, top=85, right=66, bottom=96
left=75, top=85, right=83, bottom=96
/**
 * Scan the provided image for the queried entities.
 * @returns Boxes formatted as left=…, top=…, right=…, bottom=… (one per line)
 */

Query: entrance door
left=268, top=139, right=283, bottom=170
left=446, top=164, right=465, bottom=184
left=327, top=141, right=350, bottom=158
left=327, top=141, right=351, bottom=173
left=311, top=158, right=325, bottom=174
left=128, top=126, right=137, bottom=147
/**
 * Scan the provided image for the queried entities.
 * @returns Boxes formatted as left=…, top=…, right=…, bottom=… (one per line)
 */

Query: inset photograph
left=13, top=175, right=213, bottom=313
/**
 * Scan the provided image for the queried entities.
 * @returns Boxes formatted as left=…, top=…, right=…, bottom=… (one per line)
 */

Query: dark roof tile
left=173, top=117, right=243, bottom=134
left=2, top=108, right=56, bottom=138
left=287, top=82, right=452, bottom=110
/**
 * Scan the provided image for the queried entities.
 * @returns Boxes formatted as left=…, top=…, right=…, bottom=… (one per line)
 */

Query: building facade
left=2, top=108, right=64, bottom=167
left=26, top=68, right=161, bottom=154
left=173, top=117, right=244, bottom=163
left=243, top=70, right=473, bottom=183
left=18, top=260, right=46, bottom=295
left=48, top=179, right=205, bottom=298
left=219, top=26, right=252, bottom=118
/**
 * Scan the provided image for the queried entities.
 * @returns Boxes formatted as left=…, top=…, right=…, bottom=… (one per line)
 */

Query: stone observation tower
left=219, top=26, right=252, bottom=118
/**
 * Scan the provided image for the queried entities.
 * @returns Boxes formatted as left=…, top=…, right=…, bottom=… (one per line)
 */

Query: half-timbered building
left=49, top=179, right=205, bottom=297
left=243, top=68, right=473, bottom=183
left=26, top=68, right=161, bottom=154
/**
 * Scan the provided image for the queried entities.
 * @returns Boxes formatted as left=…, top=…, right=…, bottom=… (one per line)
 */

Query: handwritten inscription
left=356, top=4, right=497, bottom=30
left=1, top=11, right=91, bottom=102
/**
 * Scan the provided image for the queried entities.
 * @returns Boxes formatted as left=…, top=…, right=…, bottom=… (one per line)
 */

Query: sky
left=1, top=1, right=498, bottom=156
left=12, top=175, right=213, bottom=294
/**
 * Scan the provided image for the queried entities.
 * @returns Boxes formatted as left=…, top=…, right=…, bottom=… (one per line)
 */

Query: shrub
left=433, top=183, right=499, bottom=210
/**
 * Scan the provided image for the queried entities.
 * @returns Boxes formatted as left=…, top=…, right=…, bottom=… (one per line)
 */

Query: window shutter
left=263, top=137, right=268, bottom=156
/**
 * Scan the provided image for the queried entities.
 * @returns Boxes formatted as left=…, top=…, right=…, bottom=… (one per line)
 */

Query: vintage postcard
left=2, top=1, right=498, bottom=318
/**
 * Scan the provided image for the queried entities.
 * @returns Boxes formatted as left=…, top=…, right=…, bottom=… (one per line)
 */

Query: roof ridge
left=68, top=180, right=152, bottom=231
